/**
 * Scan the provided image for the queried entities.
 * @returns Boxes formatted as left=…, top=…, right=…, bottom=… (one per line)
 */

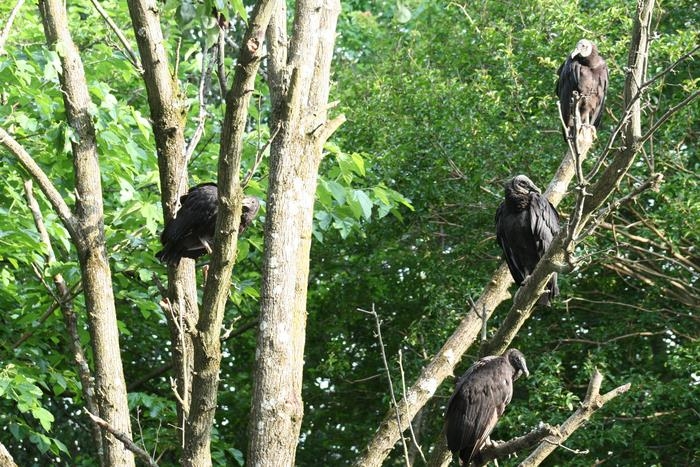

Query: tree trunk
left=247, top=1, right=343, bottom=465
left=126, top=0, right=199, bottom=452
left=38, top=1, right=134, bottom=465
left=182, top=1, right=278, bottom=464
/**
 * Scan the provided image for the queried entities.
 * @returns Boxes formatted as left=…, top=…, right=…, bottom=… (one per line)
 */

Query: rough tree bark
left=126, top=0, right=199, bottom=451
left=37, top=1, right=134, bottom=465
left=246, top=1, right=344, bottom=465
left=23, top=180, right=104, bottom=462
left=183, top=1, right=278, bottom=465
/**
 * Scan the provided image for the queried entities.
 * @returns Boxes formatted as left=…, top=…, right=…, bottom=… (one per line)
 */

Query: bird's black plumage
left=156, top=183, right=260, bottom=266
left=496, top=175, right=560, bottom=306
left=445, top=349, right=529, bottom=466
left=556, top=39, right=608, bottom=139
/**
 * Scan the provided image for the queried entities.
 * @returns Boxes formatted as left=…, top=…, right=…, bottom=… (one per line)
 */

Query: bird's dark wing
left=446, top=356, right=514, bottom=463
left=529, top=193, right=560, bottom=257
left=591, top=62, right=608, bottom=128
left=161, top=185, right=218, bottom=245
left=556, top=57, right=580, bottom=127
left=496, top=202, right=527, bottom=285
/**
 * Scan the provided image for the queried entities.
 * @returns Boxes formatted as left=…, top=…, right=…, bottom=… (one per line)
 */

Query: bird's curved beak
left=520, top=361, right=530, bottom=378
left=570, top=49, right=580, bottom=59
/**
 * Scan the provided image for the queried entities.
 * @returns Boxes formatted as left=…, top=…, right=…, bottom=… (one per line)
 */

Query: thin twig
left=576, top=173, right=663, bottom=240
left=184, top=42, right=212, bottom=162
left=242, top=123, right=282, bottom=188
left=217, top=24, right=228, bottom=96
left=398, top=349, right=427, bottom=464
left=85, top=410, right=159, bottom=467
left=89, top=0, right=142, bottom=72
left=358, top=305, right=411, bottom=466
left=0, top=0, right=25, bottom=55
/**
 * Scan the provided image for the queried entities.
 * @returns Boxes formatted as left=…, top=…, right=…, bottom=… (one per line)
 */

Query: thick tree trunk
left=247, top=1, right=343, bottom=465
left=126, top=0, right=198, bottom=449
left=182, top=1, right=278, bottom=465
left=38, top=1, right=134, bottom=465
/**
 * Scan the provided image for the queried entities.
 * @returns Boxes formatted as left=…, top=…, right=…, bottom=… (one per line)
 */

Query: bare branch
left=358, top=306, right=411, bottom=466
left=85, top=411, right=159, bottom=467
left=639, top=89, right=700, bottom=144
left=398, top=349, right=427, bottom=464
left=217, top=25, right=228, bottom=96
left=520, top=370, right=631, bottom=466
left=478, top=423, right=558, bottom=465
left=0, top=0, right=25, bottom=55
left=0, top=442, right=18, bottom=467
left=242, top=122, right=281, bottom=188
left=184, top=44, right=212, bottom=162
left=89, top=0, right=143, bottom=72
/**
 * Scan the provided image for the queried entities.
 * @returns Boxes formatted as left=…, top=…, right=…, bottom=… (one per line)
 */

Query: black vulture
left=495, top=175, right=560, bottom=306
left=556, top=39, right=608, bottom=139
left=445, top=349, right=529, bottom=466
left=156, top=183, right=260, bottom=266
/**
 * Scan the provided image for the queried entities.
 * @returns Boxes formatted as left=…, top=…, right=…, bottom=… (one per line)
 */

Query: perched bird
left=495, top=175, right=560, bottom=306
left=445, top=349, right=529, bottom=466
left=156, top=183, right=260, bottom=266
left=556, top=39, right=608, bottom=139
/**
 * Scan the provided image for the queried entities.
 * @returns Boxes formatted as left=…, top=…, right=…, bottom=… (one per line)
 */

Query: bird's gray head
left=506, top=348, right=529, bottom=380
left=242, top=196, right=260, bottom=215
left=571, top=39, right=595, bottom=58
left=507, top=175, right=541, bottom=196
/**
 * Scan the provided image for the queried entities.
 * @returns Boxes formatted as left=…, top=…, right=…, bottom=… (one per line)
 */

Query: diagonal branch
left=520, top=370, right=631, bottom=466
left=86, top=411, right=158, bottom=467
left=0, top=128, right=78, bottom=239
left=0, top=0, right=25, bottom=55
left=89, top=0, right=142, bottom=72
left=22, top=179, right=103, bottom=459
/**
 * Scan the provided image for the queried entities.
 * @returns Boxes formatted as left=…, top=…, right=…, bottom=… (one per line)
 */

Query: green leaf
left=352, top=190, right=373, bottom=220
left=232, top=0, right=248, bottom=22
left=237, top=239, right=250, bottom=262
left=32, top=406, right=54, bottom=432
left=350, top=153, right=366, bottom=176
left=228, top=447, right=245, bottom=466
left=327, top=181, right=346, bottom=205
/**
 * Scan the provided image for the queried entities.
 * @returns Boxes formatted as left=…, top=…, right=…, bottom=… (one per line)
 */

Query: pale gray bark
left=126, top=1, right=198, bottom=454
left=184, top=1, right=279, bottom=465
left=247, top=1, right=344, bottom=465
left=37, top=1, right=134, bottom=465
left=0, top=442, right=18, bottom=467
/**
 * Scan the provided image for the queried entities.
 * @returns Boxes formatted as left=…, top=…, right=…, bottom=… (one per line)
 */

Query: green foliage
left=300, top=0, right=698, bottom=465
left=0, top=0, right=697, bottom=465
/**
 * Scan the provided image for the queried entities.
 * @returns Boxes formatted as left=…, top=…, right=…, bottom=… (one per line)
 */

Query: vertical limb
left=38, top=1, right=134, bottom=464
